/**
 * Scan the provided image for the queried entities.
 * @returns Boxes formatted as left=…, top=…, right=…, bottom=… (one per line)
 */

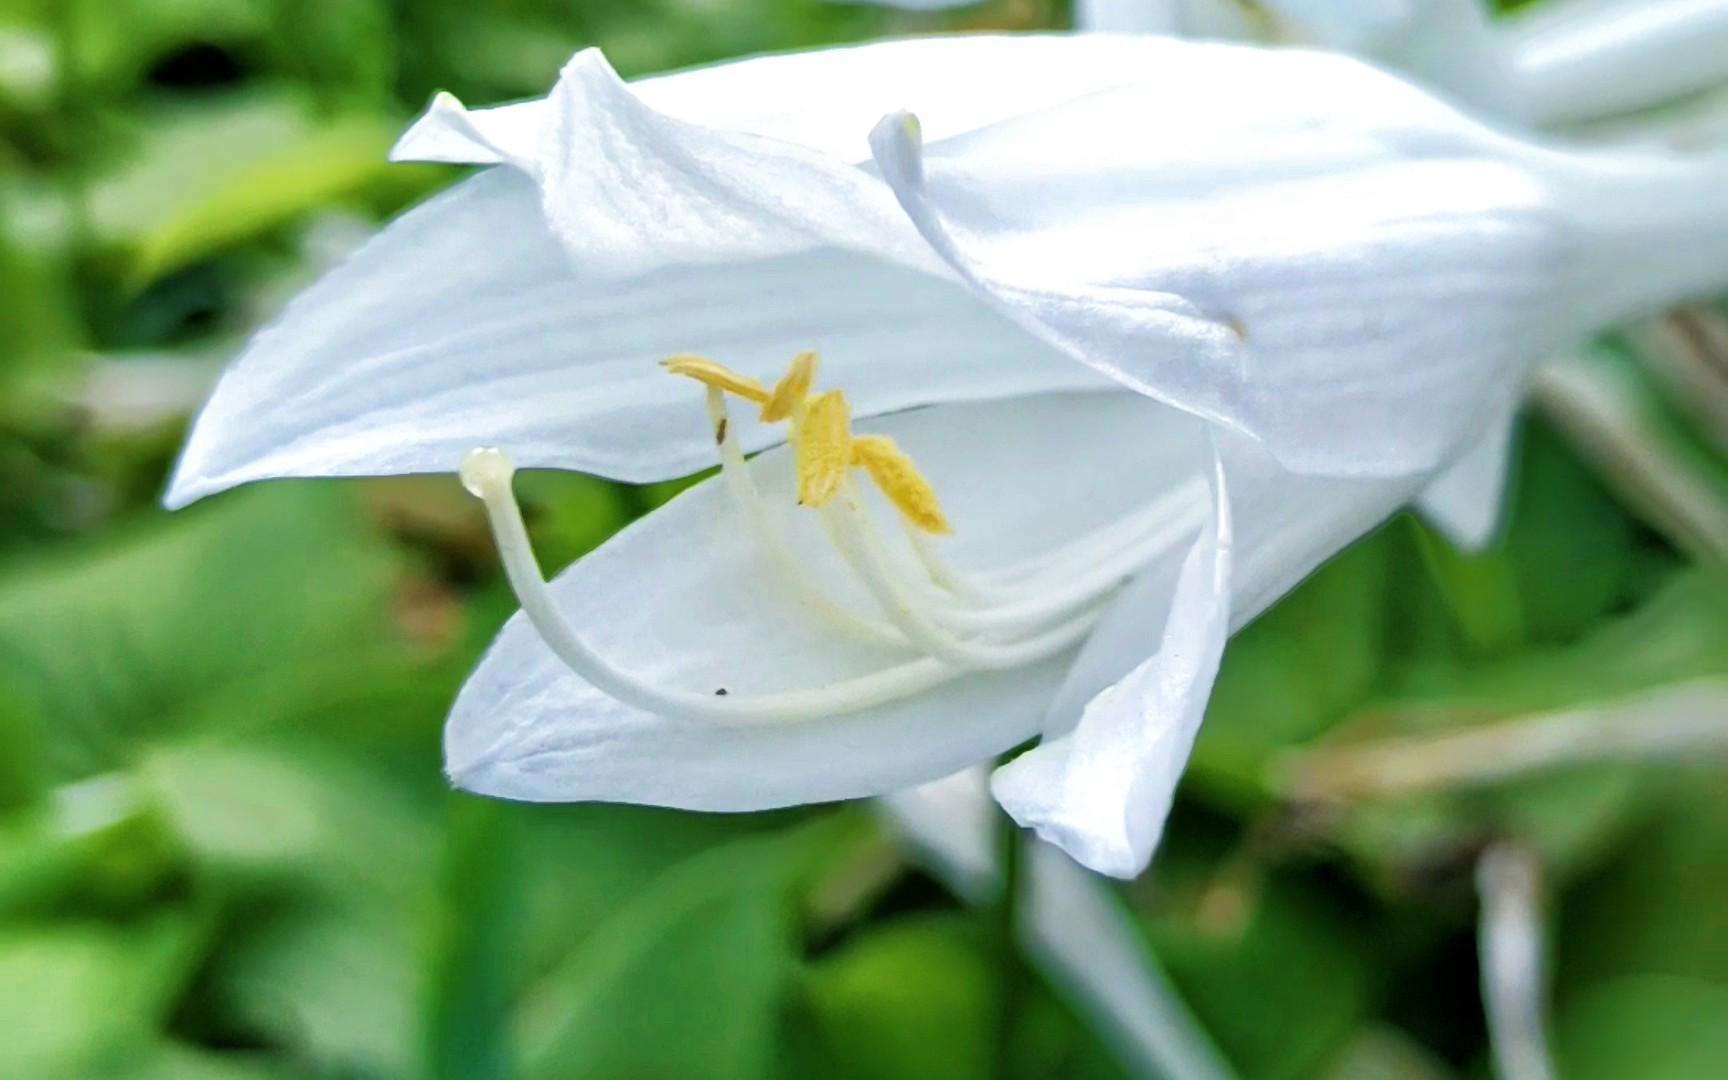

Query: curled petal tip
left=392, top=88, right=490, bottom=163
left=869, top=110, right=927, bottom=190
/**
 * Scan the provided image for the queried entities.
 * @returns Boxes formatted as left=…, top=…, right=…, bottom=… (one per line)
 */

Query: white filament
left=461, top=447, right=959, bottom=725
left=884, top=479, right=1212, bottom=636
left=704, top=387, right=905, bottom=648
left=821, top=485, right=1107, bottom=670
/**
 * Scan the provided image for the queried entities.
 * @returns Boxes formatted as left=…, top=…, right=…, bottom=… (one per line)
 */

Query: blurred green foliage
left=0, top=1, right=1725, bottom=1079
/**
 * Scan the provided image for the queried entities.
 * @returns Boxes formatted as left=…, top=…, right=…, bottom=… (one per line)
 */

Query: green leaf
left=513, top=469, right=634, bottom=571
left=59, top=0, right=274, bottom=94
left=1496, top=416, right=1667, bottom=643
left=122, top=113, right=402, bottom=289
left=799, top=915, right=995, bottom=1080
left=1537, top=342, right=1728, bottom=566
left=0, top=911, right=205, bottom=1080
left=1189, top=527, right=1395, bottom=805
left=1146, top=877, right=1382, bottom=1080
left=1324, top=764, right=1649, bottom=894
left=1554, top=975, right=1728, bottom=1080
left=258, top=0, right=395, bottom=111
left=627, top=467, right=716, bottom=516
left=518, top=817, right=842, bottom=1080
left=0, top=776, right=179, bottom=918
left=0, top=195, right=82, bottom=375
left=141, top=741, right=433, bottom=880
left=425, top=795, right=520, bottom=1080
left=1289, top=573, right=1728, bottom=889
left=1358, top=569, right=1728, bottom=727
left=123, top=1042, right=293, bottom=1080
left=1556, top=771, right=1728, bottom=989
left=85, top=91, right=416, bottom=289
left=1319, top=1028, right=1453, bottom=1080
left=186, top=647, right=460, bottom=777
left=144, top=743, right=441, bottom=1075
left=0, top=23, right=57, bottom=120
left=512, top=804, right=802, bottom=986
left=0, top=483, right=398, bottom=780
left=0, top=925, right=152, bottom=1080
left=211, top=897, right=424, bottom=1077
left=1409, top=517, right=1526, bottom=657
left=0, top=688, right=46, bottom=812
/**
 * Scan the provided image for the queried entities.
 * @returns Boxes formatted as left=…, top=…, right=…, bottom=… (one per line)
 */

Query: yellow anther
left=669, top=350, right=956, bottom=536
left=795, top=390, right=852, bottom=508
left=851, top=435, right=952, bottom=535
left=661, top=355, right=770, bottom=404
left=761, top=351, right=819, bottom=424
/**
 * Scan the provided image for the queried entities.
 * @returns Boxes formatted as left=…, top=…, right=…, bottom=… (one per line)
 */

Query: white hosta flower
left=166, top=34, right=1728, bottom=877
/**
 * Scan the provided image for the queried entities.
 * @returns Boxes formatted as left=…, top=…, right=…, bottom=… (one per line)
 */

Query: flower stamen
left=458, top=446, right=959, bottom=725
left=669, top=352, right=953, bottom=534
left=661, top=353, right=1208, bottom=674
left=455, top=354, right=1210, bottom=727
left=660, top=355, right=770, bottom=404
left=852, top=435, right=952, bottom=535
left=704, top=386, right=904, bottom=647
left=761, top=349, right=819, bottom=423
left=821, top=482, right=1104, bottom=669
left=795, top=389, right=853, bottom=508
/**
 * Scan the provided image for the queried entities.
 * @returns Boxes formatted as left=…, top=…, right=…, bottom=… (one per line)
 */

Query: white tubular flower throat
left=458, top=351, right=1205, bottom=727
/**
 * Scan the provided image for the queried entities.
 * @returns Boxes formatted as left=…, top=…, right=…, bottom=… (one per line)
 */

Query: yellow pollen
left=661, top=355, right=769, bottom=404
left=851, top=435, right=952, bottom=535
left=665, top=351, right=954, bottom=534
left=761, top=351, right=819, bottom=423
left=795, top=390, right=852, bottom=508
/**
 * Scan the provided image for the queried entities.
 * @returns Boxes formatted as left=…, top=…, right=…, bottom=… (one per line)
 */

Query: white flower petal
left=170, top=52, right=1122, bottom=506
left=995, top=439, right=1423, bottom=877
left=867, top=45, right=1564, bottom=478
left=1415, top=406, right=1520, bottom=550
left=395, top=33, right=1231, bottom=167
left=447, top=391, right=1204, bottom=809
left=991, top=452, right=1234, bottom=878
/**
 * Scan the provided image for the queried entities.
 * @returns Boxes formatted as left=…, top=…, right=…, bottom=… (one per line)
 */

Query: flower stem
left=1477, top=843, right=1558, bottom=1080
left=1276, top=679, right=1728, bottom=801
left=993, top=806, right=1027, bottom=1080
left=1534, top=349, right=1728, bottom=566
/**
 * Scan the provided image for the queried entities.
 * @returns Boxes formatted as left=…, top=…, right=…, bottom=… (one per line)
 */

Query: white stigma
left=460, top=446, right=516, bottom=499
